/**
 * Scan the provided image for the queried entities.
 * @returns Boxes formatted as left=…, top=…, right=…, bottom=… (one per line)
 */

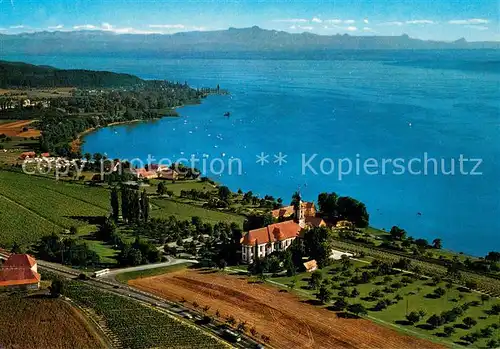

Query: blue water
left=3, top=53, right=499, bottom=256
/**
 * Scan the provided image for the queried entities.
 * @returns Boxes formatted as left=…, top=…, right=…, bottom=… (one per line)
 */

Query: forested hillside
left=0, top=60, right=225, bottom=156
left=0, top=60, right=144, bottom=88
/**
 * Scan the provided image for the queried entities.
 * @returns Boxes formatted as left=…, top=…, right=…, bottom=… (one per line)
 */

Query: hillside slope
left=0, top=60, right=144, bottom=88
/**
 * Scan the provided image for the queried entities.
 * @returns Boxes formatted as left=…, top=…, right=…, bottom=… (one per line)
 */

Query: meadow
left=151, top=197, right=245, bottom=225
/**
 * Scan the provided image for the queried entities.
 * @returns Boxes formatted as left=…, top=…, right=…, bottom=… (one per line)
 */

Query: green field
left=264, top=259, right=500, bottom=348
left=151, top=198, right=245, bottom=225
left=147, top=179, right=217, bottom=196
left=65, top=281, right=228, bottom=349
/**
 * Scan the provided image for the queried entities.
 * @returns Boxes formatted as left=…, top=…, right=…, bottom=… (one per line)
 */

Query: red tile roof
left=0, top=268, right=40, bottom=287
left=241, top=220, right=301, bottom=245
left=0, top=254, right=40, bottom=287
left=3, top=254, right=37, bottom=268
left=271, top=206, right=294, bottom=219
left=133, top=168, right=157, bottom=178
left=271, top=202, right=316, bottom=219
left=305, top=216, right=326, bottom=227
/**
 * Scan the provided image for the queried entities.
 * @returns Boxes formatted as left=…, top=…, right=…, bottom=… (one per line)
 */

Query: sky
left=0, top=0, right=498, bottom=41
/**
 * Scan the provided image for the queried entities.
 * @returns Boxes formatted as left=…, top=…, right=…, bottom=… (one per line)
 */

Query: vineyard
left=65, top=281, right=228, bottom=349
left=331, top=239, right=500, bottom=297
left=0, top=170, right=110, bottom=244
left=0, top=194, right=60, bottom=245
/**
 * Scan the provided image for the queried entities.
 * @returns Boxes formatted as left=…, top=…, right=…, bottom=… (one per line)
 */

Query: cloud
left=363, top=19, right=369, bottom=24
left=465, top=25, right=489, bottom=31
left=9, top=25, right=24, bottom=29
left=273, top=18, right=308, bottom=23
left=344, top=20, right=355, bottom=24
left=48, top=24, right=64, bottom=30
left=363, top=27, right=375, bottom=32
left=105, top=23, right=161, bottom=34
left=73, top=24, right=97, bottom=30
left=72, top=23, right=163, bottom=34
left=378, top=21, right=404, bottom=26
left=101, top=22, right=113, bottom=30
left=448, top=18, right=489, bottom=25
left=147, top=24, right=206, bottom=32
left=190, top=26, right=207, bottom=31
left=324, top=25, right=359, bottom=32
left=311, top=17, right=322, bottom=23
left=325, top=19, right=343, bottom=24
left=406, top=20, right=435, bottom=24
left=289, top=25, right=313, bottom=31
left=149, top=24, right=186, bottom=29
left=0, top=28, right=6, bottom=31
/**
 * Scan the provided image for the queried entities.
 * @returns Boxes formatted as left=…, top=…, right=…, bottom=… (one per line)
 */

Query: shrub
left=347, top=303, right=367, bottom=316
left=487, top=339, right=499, bottom=348
left=369, top=289, right=383, bottom=299
left=406, top=311, right=421, bottom=324
left=333, top=298, right=348, bottom=311
left=463, top=316, right=477, bottom=329
left=427, top=314, right=445, bottom=329
left=443, top=326, right=455, bottom=337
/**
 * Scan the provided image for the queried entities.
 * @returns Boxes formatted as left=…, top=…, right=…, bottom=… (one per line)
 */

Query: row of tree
left=110, top=187, right=150, bottom=224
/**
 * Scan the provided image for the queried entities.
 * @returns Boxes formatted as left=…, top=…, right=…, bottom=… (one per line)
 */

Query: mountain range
left=1, top=26, right=498, bottom=59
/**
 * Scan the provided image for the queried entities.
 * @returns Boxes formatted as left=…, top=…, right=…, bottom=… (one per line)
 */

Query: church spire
left=294, top=190, right=306, bottom=228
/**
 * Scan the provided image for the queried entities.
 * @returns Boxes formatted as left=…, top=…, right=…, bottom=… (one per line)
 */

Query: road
left=102, top=257, right=198, bottom=279
left=38, top=260, right=261, bottom=349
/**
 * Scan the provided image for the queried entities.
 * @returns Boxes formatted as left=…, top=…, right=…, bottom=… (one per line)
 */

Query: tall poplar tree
left=110, top=187, right=120, bottom=221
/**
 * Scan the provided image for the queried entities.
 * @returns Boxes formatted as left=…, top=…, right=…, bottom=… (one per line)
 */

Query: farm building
left=0, top=254, right=41, bottom=290
left=132, top=168, right=158, bottom=179
left=157, top=168, right=179, bottom=180
left=303, top=260, right=318, bottom=272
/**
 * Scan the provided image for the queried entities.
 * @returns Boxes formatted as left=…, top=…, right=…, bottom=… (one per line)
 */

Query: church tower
left=294, top=192, right=306, bottom=228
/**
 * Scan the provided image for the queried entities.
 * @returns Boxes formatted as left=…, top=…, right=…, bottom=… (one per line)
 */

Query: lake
left=4, top=52, right=499, bottom=255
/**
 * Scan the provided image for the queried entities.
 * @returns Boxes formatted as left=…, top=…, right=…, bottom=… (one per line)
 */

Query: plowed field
left=0, top=120, right=41, bottom=137
left=130, top=269, right=444, bottom=349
